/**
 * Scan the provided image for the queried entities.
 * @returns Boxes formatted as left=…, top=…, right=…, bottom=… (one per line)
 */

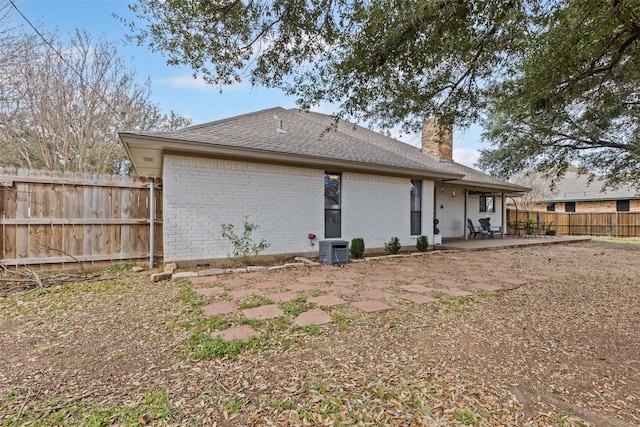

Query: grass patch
left=104, top=262, right=139, bottom=273
left=237, top=295, right=274, bottom=310
left=279, top=296, right=314, bottom=316
left=455, top=407, right=480, bottom=425
left=185, top=332, right=264, bottom=360
left=1, top=388, right=172, bottom=426
left=593, top=236, right=640, bottom=246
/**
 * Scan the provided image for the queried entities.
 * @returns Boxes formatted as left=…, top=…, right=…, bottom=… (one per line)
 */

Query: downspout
left=149, top=181, right=155, bottom=268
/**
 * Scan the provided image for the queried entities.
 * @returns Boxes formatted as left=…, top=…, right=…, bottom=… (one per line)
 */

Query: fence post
left=615, top=211, right=619, bottom=238
left=569, top=212, right=572, bottom=236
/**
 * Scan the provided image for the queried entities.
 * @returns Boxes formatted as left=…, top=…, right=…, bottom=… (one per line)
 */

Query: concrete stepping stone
left=402, top=293, right=437, bottom=305
left=365, top=281, right=391, bottom=289
left=253, top=281, right=281, bottom=290
left=294, top=308, right=333, bottom=327
left=439, top=288, right=474, bottom=297
left=191, top=276, right=222, bottom=285
left=230, top=289, right=259, bottom=299
left=401, top=284, right=434, bottom=294
left=470, top=283, right=503, bottom=292
left=359, top=289, right=393, bottom=300
left=308, top=294, right=347, bottom=307
left=210, top=325, right=258, bottom=341
left=286, top=283, right=316, bottom=292
left=267, top=291, right=299, bottom=303
left=437, top=279, right=464, bottom=288
left=351, top=300, right=393, bottom=313
left=323, top=285, right=357, bottom=295
left=194, top=287, right=225, bottom=297
left=499, top=277, right=528, bottom=286
left=242, top=304, right=284, bottom=320
left=201, top=302, right=237, bottom=316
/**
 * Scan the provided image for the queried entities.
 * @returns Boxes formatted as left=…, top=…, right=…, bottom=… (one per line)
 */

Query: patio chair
left=467, top=218, right=480, bottom=239
left=479, top=218, right=502, bottom=239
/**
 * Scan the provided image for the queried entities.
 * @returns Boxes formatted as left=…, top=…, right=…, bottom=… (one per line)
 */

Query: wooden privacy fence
left=507, top=208, right=640, bottom=237
left=0, top=167, right=162, bottom=268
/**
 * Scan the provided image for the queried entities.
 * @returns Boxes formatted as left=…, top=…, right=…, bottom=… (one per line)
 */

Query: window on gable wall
left=410, top=180, right=422, bottom=235
left=324, top=172, right=341, bottom=238
left=617, top=200, right=630, bottom=212
left=480, top=196, right=495, bottom=213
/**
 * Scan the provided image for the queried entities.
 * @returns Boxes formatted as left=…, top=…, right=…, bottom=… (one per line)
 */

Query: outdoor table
left=524, top=222, right=536, bottom=237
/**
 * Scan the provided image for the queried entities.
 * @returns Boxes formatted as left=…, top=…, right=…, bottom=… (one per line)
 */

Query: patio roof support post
left=464, top=188, right=469, bottom=239
left=501, top=193, right=506, bottom=238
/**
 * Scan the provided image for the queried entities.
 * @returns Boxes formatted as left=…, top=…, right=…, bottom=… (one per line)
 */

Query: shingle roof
left=120, top=107, right=528, bottom=192
left=538, top=171, right=639, bottom=202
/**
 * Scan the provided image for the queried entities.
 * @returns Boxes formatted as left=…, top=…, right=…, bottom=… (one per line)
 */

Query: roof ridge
left=178, top=106, right=288, bottom=133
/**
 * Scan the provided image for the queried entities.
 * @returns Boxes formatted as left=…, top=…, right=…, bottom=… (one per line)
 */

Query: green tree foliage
left=126, top=0, right=640, bottom=186
left=477, top=1, right=640, bottom=188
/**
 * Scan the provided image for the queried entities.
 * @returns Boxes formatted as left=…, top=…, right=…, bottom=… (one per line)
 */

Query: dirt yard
left=1, top=240, right=639, bottom=426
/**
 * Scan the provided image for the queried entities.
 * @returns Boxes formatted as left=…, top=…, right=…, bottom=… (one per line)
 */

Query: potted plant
left=433, top=218, right=442, bottom=245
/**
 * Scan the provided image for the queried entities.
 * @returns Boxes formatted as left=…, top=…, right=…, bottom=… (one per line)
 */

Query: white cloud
left=154, top=74, right=250, bottom=92
left=453, top=147, right=480, bottom=168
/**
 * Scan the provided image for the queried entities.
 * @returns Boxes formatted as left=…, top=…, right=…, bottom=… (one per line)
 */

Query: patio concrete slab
left=242, top=304, right=285, bottom=320
left=294, top=308, right=333, bottom=327
left=359, top=289, right=393, bottom=300
left=194, top=287, right=225, bottom=297
left=351, top=300, right=393, bottom=313
left=201, top=302, right=237, bottom=316
left=267, top=291, right=299, bottom=303
left=308, top=294, right=347, bottom=307
left=210, top=325, right=259, bottom=341
left=401, top=293, right=437, bottom=305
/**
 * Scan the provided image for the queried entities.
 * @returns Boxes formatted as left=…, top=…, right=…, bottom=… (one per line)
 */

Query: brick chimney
left=422, top=118, right=453, bottom=161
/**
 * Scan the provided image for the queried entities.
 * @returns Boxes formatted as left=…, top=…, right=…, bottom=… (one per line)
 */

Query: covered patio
left=439, top=235, right=591, bottom=251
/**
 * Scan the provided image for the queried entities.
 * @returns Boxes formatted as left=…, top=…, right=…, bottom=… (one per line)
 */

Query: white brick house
left=120, top=108, right=528, bottom=264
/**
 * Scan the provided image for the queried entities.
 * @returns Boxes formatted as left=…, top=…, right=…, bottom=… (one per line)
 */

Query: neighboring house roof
left=539, top=171, right=640, bottom=202
left=119, top=107, right=528, bottom=193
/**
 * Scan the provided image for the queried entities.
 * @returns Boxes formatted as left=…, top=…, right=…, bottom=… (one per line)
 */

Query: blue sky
left=7, top=0, right=484, bottom=167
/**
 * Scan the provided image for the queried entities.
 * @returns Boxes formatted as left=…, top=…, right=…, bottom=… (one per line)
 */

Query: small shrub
left=416, top=235, right=429, bottom=251
left=350, top=237, right=365, bottom=258
left=221, top=215, right=270, bottom=260
left=545, top=229, right=557, bottom=236
left=384, top=237, right=401, bottom=254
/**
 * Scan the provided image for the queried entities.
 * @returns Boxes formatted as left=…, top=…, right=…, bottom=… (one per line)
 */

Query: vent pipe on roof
left=422, top=118, right=453, bottom=161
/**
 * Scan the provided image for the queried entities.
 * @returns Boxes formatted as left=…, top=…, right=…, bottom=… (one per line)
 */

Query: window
left=480, top=196, right=495, bottom=213
left=410, top=180, right=422, bottom=235
left=546, top=203, right=555, bottom=212
left=617, top=199, right=630, bottom=212
left=324, top=172, right=341, bottom=238
left=565, top=202, right=576, bottom=212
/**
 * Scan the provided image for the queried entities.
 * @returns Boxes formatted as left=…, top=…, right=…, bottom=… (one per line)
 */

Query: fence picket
left=0, top=167, right=161, bottom=268
left=507, top=208, right=640, bottom=237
